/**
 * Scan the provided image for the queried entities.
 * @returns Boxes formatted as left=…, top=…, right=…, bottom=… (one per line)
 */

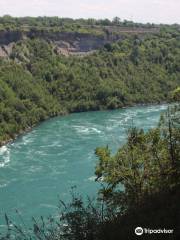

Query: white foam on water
left=108, top=119, right=119, bottom=122
left=0, top=146, right=7, bottom=154
left=141, top=105, right=167, bottom=114
left=49, top=168, right=67, bottom=176
left=73, top=125, right=101, bottom=134
left=91, top=127, right=101, bottom=133
left=22, top=135, right=33, bottom=145
left=88, top=176, right=96, bottom=182
left=40, top=141, right=63, bottom=148
left=0, top=146, right=10, bottom=168
left=0, top=225, right=6, bottom=228
left=0, top=183, right=8, bottom=188
left=124, top=115, right=133, bottom=122
left=27, top=165, right=43, bottom=173
left=73, top=125, right=89, bottom=133
left=40, top=204, right=58, bottom=209
left=106, top=117, right=130, bottom=131
left=34, top=150, right=49, bottom=156
left=0, top=178, right=11, bottom=188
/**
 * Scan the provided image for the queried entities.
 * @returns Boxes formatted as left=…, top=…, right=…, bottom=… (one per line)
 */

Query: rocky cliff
left=0, top=27, right=159, bottom=57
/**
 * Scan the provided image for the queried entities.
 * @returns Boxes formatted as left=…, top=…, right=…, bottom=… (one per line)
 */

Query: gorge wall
left=0, top=27, right=159, bottom=57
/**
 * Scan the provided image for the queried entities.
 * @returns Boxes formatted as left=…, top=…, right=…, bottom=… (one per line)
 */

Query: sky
left=0, top=0, right=180, bottom=24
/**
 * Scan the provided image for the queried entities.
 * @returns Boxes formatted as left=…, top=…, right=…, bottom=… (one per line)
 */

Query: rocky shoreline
left=0, top=126, right=33, bottom=147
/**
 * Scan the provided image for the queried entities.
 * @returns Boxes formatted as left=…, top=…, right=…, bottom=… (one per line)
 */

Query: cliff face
left=0, top=30, right=116, bottom=56
left=0, top=30, right=23, bottom=45
left=27, top=30, right=114, bottom=54
left=0, top=27, right=158, bottom=57
left=0, top=30, right=22, bottom=57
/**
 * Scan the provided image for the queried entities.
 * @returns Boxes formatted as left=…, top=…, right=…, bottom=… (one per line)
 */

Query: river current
left=0, top=104, right=168, bottom=227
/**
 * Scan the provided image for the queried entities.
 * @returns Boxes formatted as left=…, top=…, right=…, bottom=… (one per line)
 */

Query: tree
left=112, top=17, right=121, bottom=25
left=95, top=105, right=180, bottom=210
left=172, top=87, right=180, bottom=101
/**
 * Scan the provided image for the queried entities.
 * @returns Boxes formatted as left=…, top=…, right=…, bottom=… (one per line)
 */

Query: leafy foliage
left=0, top=27, right=180, bottom=145
left=0, top=15, right=159, bottom=33
left=95, top=105, right=180, bottom=208
left=172, top=87, right=180, bottom=101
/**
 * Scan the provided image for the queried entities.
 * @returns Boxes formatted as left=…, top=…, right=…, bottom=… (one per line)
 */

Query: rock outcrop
left=0, top=27, right=159, bottom=57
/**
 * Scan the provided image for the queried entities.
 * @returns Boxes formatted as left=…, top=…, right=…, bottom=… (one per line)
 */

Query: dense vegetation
left=0, top=24, right=180, bottom=145
left=1, top=102, right=179, bottom=239
left=0, top=15, right=159, bottom=33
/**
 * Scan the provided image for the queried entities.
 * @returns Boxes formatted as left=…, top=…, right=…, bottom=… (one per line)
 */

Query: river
left=0, top=104, right=168, bottom=227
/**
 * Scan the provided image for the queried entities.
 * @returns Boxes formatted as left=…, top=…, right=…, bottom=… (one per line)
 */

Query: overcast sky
left=0, top=0, right=180, bottom=24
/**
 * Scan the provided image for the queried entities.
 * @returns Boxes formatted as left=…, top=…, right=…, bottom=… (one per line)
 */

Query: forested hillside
left=0, top=18, right=180, bottom=145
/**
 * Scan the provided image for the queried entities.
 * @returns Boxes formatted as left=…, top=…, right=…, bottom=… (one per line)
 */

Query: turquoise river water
left=0, top=104, right=168, bottom=228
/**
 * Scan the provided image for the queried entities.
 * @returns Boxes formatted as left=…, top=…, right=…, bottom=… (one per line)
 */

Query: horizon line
left=0, top=14, right=179, bottom=25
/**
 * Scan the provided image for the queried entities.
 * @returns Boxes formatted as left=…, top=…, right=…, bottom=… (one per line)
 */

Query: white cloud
left=0, top=0, right=180, bottom=24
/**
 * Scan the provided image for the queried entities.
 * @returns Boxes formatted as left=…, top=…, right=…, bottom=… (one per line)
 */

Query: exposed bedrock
left=0, top=27, right=158, bottom=56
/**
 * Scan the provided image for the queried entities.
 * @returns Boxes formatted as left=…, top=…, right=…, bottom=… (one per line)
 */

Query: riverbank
left=0, top=101, right=169, bottom=148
